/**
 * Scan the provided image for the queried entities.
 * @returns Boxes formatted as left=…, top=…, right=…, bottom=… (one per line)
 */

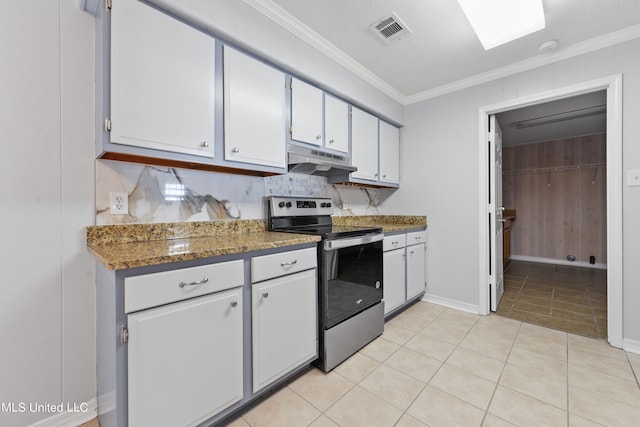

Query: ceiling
left=496, top=91, right=606, bottom=146
left=246, top=0, right=640, bottom=104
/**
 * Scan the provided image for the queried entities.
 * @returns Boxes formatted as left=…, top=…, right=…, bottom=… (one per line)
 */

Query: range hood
left=287, top=145, right=356, bottom=178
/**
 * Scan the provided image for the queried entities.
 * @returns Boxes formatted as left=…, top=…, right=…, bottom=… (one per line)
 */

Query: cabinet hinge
left=289, top=125, right=292, bottom=135
left=104, top=117, right=112, bottom=132
left=105, top=0, right=112, bottom=11
left=120, top=326, right=128, bottom=344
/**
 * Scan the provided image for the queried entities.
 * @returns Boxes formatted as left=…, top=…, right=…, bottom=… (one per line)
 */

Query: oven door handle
left=323, top=233, right=383, bottom=250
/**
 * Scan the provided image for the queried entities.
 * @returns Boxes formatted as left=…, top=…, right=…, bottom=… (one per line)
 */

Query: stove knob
left=285, top=202, right=292, bottom=208
left=278, top=201, right=285, bottom=208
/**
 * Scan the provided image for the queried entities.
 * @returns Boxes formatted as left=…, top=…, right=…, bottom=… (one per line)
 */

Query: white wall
left=0, top=2, right=96, bottom=426
left=387, top=38, right=640, bottom=343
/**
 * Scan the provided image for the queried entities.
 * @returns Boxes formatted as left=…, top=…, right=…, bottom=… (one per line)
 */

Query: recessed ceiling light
left=457, top=0, right=545, bottom=50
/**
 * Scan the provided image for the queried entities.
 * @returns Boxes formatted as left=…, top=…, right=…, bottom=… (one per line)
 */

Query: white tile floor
left=227, top=301, right=640, bottom=427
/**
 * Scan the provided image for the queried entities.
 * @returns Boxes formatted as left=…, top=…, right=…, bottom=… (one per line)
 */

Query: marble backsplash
left=96, top=160, right=394, bottom=225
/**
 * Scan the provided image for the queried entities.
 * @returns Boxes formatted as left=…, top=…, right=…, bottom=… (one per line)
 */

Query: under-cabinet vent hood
left=287, top=145, right=356, bottom=178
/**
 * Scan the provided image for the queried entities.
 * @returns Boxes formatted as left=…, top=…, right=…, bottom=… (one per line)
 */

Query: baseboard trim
left=623, top=339, right=640, bottom=355
left=509, top=255, right=607, bottom=270
left=28, top=398, right=96, bottom=427
left=422, top=294, right=480, bottom=315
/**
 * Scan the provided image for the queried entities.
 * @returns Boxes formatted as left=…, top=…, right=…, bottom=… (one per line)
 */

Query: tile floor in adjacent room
left=496, top=261, right=607, bottom=339
left=220, top=301, right=640, bottom=427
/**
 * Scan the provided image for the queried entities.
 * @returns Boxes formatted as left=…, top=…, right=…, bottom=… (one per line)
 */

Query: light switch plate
left=110, top=192, right=129, bottom=214
left=628, top=169, right=640, bottom=187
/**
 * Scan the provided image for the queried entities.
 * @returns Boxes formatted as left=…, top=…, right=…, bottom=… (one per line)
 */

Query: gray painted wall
left=385, top=38, right=640, bottom=344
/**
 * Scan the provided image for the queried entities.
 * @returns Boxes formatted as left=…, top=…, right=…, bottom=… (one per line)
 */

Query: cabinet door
left=379, top=121, right=400, bottom=184
left=128, top=289, right=243, bottom=427
left=223, top=47, right=286, bottom=168
left=291, top=78, right=323, bottom=146
left=406, top=243, right=426, bottom=300
left=252, top=269, right=317, bottom=392
left=324, top=95, right=349, bottom=153
left=351, top=107, right=379, bottom=181
left=383, top=248, right=406, bottom=315
left=110, top=0, right=215, bottom=157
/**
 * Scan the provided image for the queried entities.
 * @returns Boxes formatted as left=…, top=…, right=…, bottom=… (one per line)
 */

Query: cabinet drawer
left=406, top=230, right=427, bottom=246
left=251, top=247, right=317, bottom=283
left=383, top=234, right=406, bottom=251
left=125, top=260, right=244, bottom=313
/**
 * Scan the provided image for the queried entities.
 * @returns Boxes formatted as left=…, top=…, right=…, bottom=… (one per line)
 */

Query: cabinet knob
left=383, top=174, right=387, bottom=178
left=230, top=301, right=238, bottom=308
left=316, top=134, right=322, bottom=140
left=262, top=292, right=269, bottom=298
left=410, top=250, right=414, bottom=255
left=329, top=139, right=334, bottom=144
left=232, top=147, right=240, bottom=153
left=200, top=141, right=209, bottom=148
left=374, top=173, right=378, bottom=177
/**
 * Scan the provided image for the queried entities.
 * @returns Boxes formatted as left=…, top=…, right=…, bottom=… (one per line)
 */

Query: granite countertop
left=87, top=220, right=320, bottom=271
left=333, top=215, right=427, bottom=233
left=86, top=215, right=426, bottom=271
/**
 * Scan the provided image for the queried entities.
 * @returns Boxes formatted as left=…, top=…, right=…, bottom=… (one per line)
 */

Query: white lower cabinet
left=127, top=288, right=243, bottom=427
left=383, top=231, right=426, bottom=317
left=383, top=245, right=406, bottom=315
left=406, top=230, right=427, bottom=300
left=251, top=248, right=317, bottom=392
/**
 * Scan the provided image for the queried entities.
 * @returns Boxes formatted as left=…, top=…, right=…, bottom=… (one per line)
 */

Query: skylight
left=457, top=0, right=545, bottom=50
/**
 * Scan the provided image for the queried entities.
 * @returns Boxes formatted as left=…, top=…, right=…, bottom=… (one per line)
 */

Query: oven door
left=320, top=233, right=383, bottom=329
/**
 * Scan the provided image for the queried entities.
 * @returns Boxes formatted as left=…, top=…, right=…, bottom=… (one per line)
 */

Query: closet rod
left=503, top=162, right=605, bottom=175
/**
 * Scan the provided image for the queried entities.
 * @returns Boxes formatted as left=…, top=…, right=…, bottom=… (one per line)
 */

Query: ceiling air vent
left=369, top=13, right=413, bottom=43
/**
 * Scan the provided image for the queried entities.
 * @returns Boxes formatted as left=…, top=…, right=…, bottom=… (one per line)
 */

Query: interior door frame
left=477, top=74, right=623, bottom=348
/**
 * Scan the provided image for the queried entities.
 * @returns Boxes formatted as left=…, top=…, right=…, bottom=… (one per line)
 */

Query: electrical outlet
left=110, top=192, right=129, bottom=215
left=628, top=169, right=640, bottom=187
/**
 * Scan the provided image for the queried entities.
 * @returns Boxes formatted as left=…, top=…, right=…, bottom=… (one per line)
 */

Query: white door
left=252, top=269, right=317, bottom=392
left=379, top=121, right=400, bottom=184
left=383, top=248, right=406, bottom=315
left=324, top=95, right=349, bottom=153
left=110, top=0, right=215, bottom=157
left=127, top=289, right=243, bottom=427
left=223, top=46, right=286, bottom=168
left=351, top=107, right=379, bottom=181
left=406, top=243, right=426, bottom=300
left=291, top=78, right=323, bottom=146
left=489, top=115, right=504, bottom=311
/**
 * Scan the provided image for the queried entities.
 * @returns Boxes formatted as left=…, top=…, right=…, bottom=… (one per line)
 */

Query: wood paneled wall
left=502, top=134, right=607, bottom=264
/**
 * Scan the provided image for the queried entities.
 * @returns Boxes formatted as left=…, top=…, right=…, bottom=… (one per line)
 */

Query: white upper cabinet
left=324, top=95, right=350, bottom=153
left=351, top=107, right=379, bottom=181
left=110, top=0, right=215, bottom=157
left=379, top=121, right=400, bottom=184
left=223, top=47, right=286, bottom=169
left=291, top=78, right=323, bottom=146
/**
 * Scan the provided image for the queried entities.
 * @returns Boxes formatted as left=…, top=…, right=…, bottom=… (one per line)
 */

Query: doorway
left=477, top=75, right=623, bottom=348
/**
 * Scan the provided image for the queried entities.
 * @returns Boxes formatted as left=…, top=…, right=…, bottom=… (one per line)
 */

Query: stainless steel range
left=267, top=196, right=384, bottom=371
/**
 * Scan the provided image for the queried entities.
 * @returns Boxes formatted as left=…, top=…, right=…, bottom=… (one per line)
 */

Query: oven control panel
left=268, top=196, right=333, bottom=217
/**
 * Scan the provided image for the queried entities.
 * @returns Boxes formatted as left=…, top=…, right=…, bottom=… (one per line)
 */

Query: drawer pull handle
left=392, top=241, right=398, bottom=246
left=280, top=260, right=298, bottom=268
left=230, top=301, right=238, bottom=308
left=415, top=236, right=421, bottom=240
left=179, top=277, right=209, bottom=288
left=262, top=292, right=269, bottom=298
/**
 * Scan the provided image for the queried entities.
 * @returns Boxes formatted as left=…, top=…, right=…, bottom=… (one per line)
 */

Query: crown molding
left=243, top=0, right=640, bottom=107
left=242, top=0, right=407, bottom=103
left=405, top=24, right=640, bottom=105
